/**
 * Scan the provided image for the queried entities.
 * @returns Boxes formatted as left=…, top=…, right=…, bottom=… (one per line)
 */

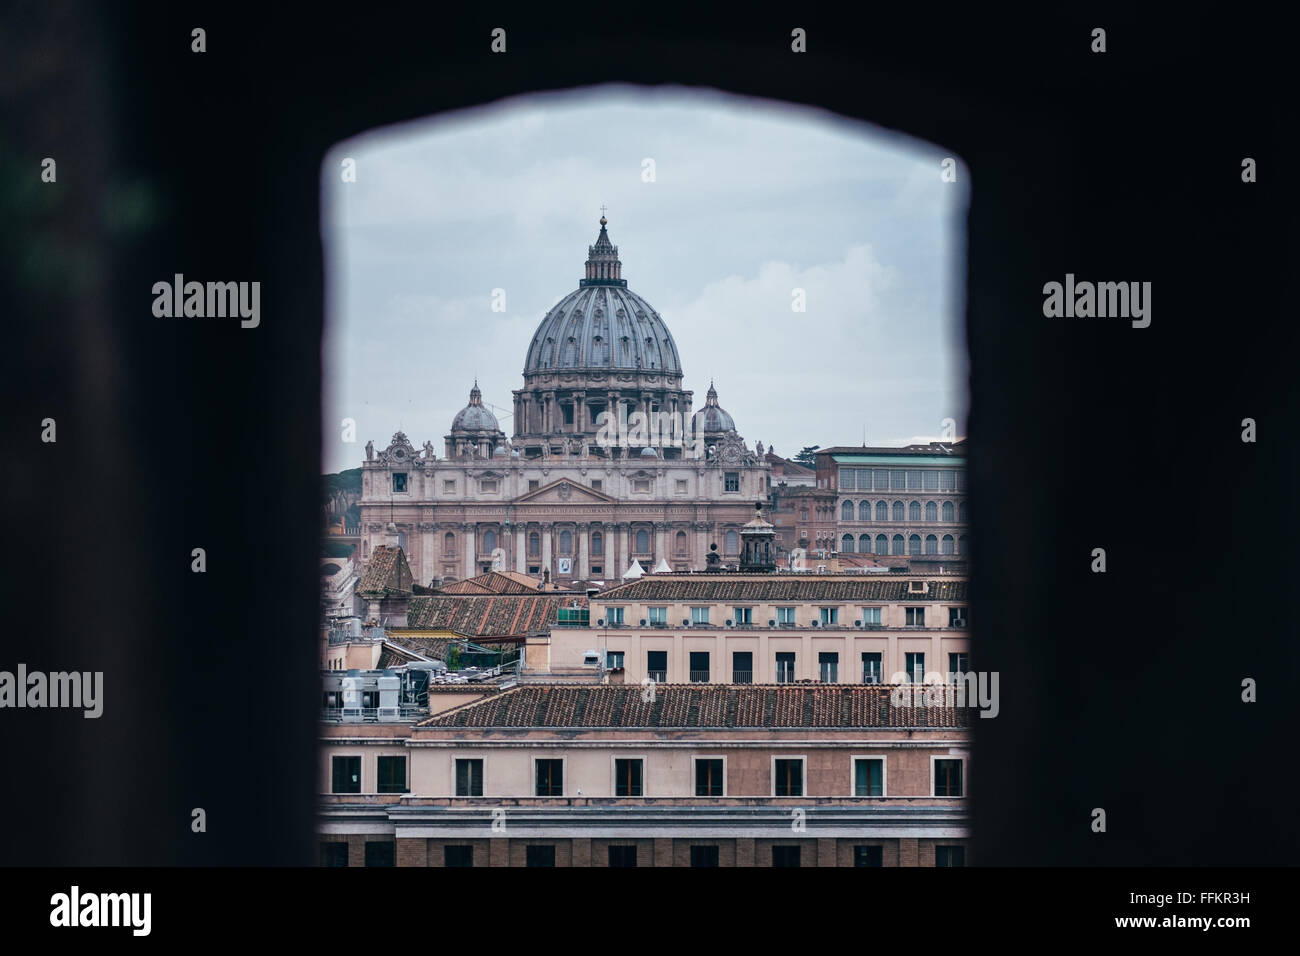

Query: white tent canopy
left=622, top=560, right=645, bottom=580
left=652, top=558, right=672, bottom=573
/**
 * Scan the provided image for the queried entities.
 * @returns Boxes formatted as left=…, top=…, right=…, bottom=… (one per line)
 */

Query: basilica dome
left=450, top=381, right=501, bottom=433
left=693, top=381, right=736, bottom=434
left=522, top=216, right=682, bottom=376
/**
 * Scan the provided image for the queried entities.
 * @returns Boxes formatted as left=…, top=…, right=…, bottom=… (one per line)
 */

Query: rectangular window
left=819, top=606, right=839, bottom=625
left=772, top=846, right=801, bottom=868
left=905, top=652, right=925, bottom=683
left=948, top=607, right=967, bottom=627
left=633, top=478, right=651, bottom=493
left=695, top=758, right=724, bottom=796
left=528, top=479, right=540, bottom=492
left=590, top=565, right=602, bottom=576
left=819, top=652, right=839, bottom=682
left=690, top=845, right=720, bottom=868
left=838, top=467, right=855, bottom=490
left=955, top=470, right=967, bottom=492
left=444, top=845, right=474, bottom=868
left=320, top=842, right=348, bottom=867
left=940, top=470, right=956, bottom=491
left=607, top=607, right=625, bottom=625
left=392, top=473, right=407, bottom=493
left=775, top=652, right=796, bottom=683
left=606, top=650, right=625, bottom=670
left=591, top=479, right=602, bottom=491
left=924, top=470, right=939, bottom=491
left=479, top=478, right=498, bottom=493
left=861, top=652, right=882, bottom=684
left=376, top=756, right=407, bottom=794
left=562, top=403, right=575, bottom=425
left=776, top=606, right=796, bottom=625
left=934, top=758, right=964, bottom=797
left=455, top=758, right=484, bottom=797
left=861, top=606, right=882, bottom=626
left=854, top=758, right=884, bottom=796
left=732, top=606, right=752, bottom=624
left=443, top=479, right=456, bottom=493
left=907, top=469, right=924, bottom=490
left=689, top=651, right=710, bottom=683
left=614, top=759, right=643, bottom=797
left=675, top=479, right=688, bottom=494
left=331, top=756, right=361, bottom=794
left=890, top=470, right=906, bottom=491
left=732, top=651, right=753, bottom=683
left=874, top=469, right=891, bottom=491
left=608, top=845, right=638, bottom=868
left=525, top=845, right=555, bottom=868
left=648, top=606, right=667, bottom=624
left=646, top=650, right=667, bottom=682
left=936, top=845, right=966, bottom=867
left=905, top=607, right=926, bottom=626
left=364, top=841, right=395, bottom=868
left=949, top=652, right=970, bottom=681
left=690, top=606, right=710, bottom=625
left=774, top=758, right=804, bottom=796
left=854, top=845, right=884, bottom=867
left=724, top=472, right=739, bottom=492
left=535, top=759, right=563, bottom=796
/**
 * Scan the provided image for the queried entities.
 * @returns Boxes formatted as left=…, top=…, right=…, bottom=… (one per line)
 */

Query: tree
left=793, top=445, right=820, bottom=467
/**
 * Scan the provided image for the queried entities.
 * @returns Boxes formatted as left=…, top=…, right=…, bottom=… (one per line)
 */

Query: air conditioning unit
left=596, top=618, right=604, bottom=627
left=725, top=619, right=733, bottom=627
left=854, top=620, right=863, bottom=628
left=952, top=618, right=966, bottom=628
left=683, top=618, right=691, bottom=627
left=639, top=619, right=647, bottom=627
left=811, top=620, right=820, bottom=627
left=768, top=619, right=776, bottom=627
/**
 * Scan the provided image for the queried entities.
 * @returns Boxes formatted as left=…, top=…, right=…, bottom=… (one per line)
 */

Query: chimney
left=543, top=568, right=551, bottom=587
left=385, top=522, right=399, bottom=548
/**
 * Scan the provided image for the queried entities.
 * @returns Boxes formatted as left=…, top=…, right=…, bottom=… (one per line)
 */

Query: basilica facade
left=358, top=217, right=771, bottom=585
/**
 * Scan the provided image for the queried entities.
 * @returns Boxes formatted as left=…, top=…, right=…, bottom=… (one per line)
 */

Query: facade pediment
left=513, top=478, right=616, bottom=505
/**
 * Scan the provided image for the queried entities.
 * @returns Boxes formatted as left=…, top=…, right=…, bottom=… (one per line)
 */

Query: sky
left=321, top=84, right=968, bottom=474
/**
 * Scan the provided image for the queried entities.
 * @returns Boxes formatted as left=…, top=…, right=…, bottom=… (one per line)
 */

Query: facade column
left=574, top=390, right=587, bottom=433
left=579, top=526, right=590, bottom=580
left=620, top=524, right=631, bottom=574
left=421, top=523, right=435, bottom=586
left=515, top=527, right=526, bottom=572
left=542, top=525, right=553, bottom=573
left=464, top=523, right=476, bottom=579
left=655, top=522, right=667, bottom=563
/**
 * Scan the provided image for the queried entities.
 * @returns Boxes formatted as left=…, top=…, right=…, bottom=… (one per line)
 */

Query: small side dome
left=639, top=446, right=659, bottom=458
left=693, top=380, right=736, bottom=434
left=450, top=380, right=503, bottom=434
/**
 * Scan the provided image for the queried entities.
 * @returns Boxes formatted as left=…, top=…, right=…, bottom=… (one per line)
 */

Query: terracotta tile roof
left=595, top=576, right=967, bottom=602
left=358, top=546, right=413, bottom=596
left=405, top=594, right=581, bottom=638
left=419, top=684, right=970, bottom=729
left=440, top=571, right=551, bottom=595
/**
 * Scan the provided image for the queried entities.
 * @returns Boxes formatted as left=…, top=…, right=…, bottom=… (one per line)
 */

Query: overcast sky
left=321, top=85, right=968, bottom=474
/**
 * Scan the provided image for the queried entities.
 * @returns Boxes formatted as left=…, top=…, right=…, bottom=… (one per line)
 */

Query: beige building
left=527, top=572, right=970, bottom=686
left=358, top=217, right=771, bottom=586
left=318, top=683, right=971, bottom=867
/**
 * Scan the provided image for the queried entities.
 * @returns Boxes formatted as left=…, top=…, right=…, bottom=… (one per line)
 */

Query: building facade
left=528, top=572, right=970, bottom=685
left=815, top=443, right=970, bottom=563
left=358, top=217, right=770, bottom=586
left=318, top=684, right=971, bottom=867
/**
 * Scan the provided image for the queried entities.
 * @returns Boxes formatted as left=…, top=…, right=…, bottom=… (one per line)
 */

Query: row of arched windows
left=840, top=533, right=968, bottom=555
left=840, top=499, right=968, bottom=523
